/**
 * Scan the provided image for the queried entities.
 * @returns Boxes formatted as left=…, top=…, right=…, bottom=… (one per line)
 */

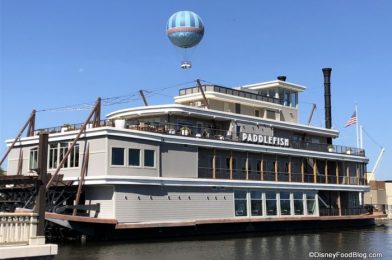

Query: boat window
left=48, top=144, right=58, bottom=169
left=111, top=147, right=125, bottom=166
left=144, top=149, right=155, bottom=167
left=290, top=92, right=297, bottom=108
left=60, top=143, right=69, bottom=168
left=265, top=191, right=277, bottom=216
left=235, top=103, right=241, bottom=114
left=284, top=92, right=290, bottom=106
left=69, top=144, right=79, bottom=168
left=280, top=192, right=291, bottom=215
left=251, top=191, right=263, bottom=216
left=48, top=143, right=79, bottom=169
left=293, top=192, right=304, bottom=215
left=128, top=149, right=140, bottom=166
left=266, top=110, right=276, bottom=120
left=29, top=148, right=38, bottom=171
left=306, top=193, right=317, bottom=215
left=234, top=190, right=247, bottom=217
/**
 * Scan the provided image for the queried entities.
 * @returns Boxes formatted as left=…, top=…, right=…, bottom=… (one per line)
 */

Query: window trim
left=48, top=142, right=80, bottom=170
left=110, top=146, right=126, bottom=167
left=128, top=148, right=141, bottom=168
left=29, top=147, right=38, bottom=172
left=143, top=149, right=156, bottom=168
left=234, top=190, right=248, bottom=217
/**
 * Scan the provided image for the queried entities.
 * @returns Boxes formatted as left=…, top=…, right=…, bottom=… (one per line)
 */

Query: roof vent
left=277, top=76, right=286, bottom=81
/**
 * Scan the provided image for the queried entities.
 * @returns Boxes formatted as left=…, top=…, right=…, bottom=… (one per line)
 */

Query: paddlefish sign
left=241, top=132, right=290, bottom=147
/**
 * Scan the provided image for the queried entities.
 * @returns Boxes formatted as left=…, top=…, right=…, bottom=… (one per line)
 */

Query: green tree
left=0, top=166, right=4, bottom=175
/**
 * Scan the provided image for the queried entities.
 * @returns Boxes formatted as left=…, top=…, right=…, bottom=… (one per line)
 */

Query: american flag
left=345, top=111, right=357, bottom=127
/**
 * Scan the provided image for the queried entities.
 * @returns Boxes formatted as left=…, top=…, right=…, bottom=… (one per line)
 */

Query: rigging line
left=198, top=79, right=225, bottom=86
left=152, top=92, right=175, bottom=98
left=101, top=93, right=139, bottom=101
left=35, top=81, right=195, bottom=113
left=103, top=96, right=136, bottom=105
left=362, top=127, right=383, bottom=149
left=143, top=80, right=196, bottom=93
left=36, top=102, right=94, bottom=112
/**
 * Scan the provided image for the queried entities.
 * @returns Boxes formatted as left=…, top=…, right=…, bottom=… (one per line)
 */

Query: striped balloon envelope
left=166, top=11, right=204, bottom=49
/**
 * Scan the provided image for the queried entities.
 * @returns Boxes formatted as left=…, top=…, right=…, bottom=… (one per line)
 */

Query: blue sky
left=1, top=0, right=391, bottom=179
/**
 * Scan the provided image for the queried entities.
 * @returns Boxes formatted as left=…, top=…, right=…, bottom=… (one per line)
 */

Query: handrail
left=26, top=121, right=365, bottom=157
left=179, top=84, right=285, bottom=105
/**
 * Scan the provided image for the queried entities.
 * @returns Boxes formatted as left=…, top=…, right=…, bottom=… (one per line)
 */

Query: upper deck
left=174, top=79, right=305, bottom=123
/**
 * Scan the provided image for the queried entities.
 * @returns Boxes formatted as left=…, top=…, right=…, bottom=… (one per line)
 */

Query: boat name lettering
left=241, top=133, right=289, bottom=147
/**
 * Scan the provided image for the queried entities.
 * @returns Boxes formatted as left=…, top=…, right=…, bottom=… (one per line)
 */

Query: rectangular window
left=280, top=192, right=291, bottom=215
left=111, top=147, right=125, bottom=166
left=266, top=110, right=276, bottom=120
left=235, top=103, right=241, bottom=114
left=234, top=190, right=247, bottom=216
left=255, top=110, right=260, bottom=117
left=144, top=149, right=155, bottom=167
left=48, top=144, right=58, bottom=169
left=29, top=148, right=38, bottom=171
left=48, top=143, right=79, bottom=169
left=59, top=143, right=69, bottom=168
left=69, top=144, right=79, bottom=168
left=306, top=193, right=317, bottom=215
left=290, top=92, right=297, bottom=108
left=128, top=148, right=140, bottom=166
left=265, top=191, right=277, bottom=216
left=284, top=92, right=290, bottom=106
left=251, top=191, right=263, bottom=216
left=293, top=192, right=304, bottom=215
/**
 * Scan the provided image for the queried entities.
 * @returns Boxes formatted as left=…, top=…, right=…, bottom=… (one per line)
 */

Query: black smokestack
left=277, top=76, right=286, bottom=81
left=322, top=68, right=332, bottom=144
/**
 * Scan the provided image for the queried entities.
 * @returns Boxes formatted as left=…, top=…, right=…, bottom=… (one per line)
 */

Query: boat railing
left=125, top=122, right=365, bottom=156
left=178, top=84, right=285, bottom=106
left=34, top=120, right=108, bottom=135
left=33, top=121, right=365, bottom=157
left=197, top=167, right=364, bottom=185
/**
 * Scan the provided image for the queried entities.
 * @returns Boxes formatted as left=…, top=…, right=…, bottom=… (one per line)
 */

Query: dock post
left=35, top=133, right=48, bottom=237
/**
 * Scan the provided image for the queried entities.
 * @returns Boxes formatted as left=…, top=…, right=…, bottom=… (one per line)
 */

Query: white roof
left=106, top=104, right=339, bottom=138
left=241, top=80, right=306, bottom=92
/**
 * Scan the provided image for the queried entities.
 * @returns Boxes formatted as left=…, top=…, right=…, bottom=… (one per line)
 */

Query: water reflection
left=56, top=223, right=392, bottom=260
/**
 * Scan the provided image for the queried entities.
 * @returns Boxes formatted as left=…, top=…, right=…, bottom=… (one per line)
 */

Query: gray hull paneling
left=85, top=185, right=115, bottom=218
left=115, top=185, right=234, bottom=223
left=161, top=143, right=198, bottom=178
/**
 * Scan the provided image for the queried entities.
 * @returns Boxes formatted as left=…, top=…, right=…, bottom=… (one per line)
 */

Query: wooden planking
left=115, top=214, right=377, bottom=229
left=46, top=212, right=117, bottom=224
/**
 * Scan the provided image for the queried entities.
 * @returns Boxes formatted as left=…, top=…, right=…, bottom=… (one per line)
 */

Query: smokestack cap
left=322, top=68, right=332, bottom=76
left=277, top=76, right=286, bottom=81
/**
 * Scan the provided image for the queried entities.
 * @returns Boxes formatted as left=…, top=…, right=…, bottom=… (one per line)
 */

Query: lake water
left=56, top=222, right=392, bottom=260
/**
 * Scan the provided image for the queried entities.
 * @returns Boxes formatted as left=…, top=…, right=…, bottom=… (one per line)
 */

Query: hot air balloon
left=166, top=11, right=204, bottom=69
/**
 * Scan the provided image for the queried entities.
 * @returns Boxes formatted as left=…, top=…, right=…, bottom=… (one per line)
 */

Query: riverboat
left=2, top=68, right=374, bottom=239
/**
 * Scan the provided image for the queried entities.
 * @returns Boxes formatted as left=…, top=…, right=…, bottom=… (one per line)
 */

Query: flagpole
left=355, top=105, right=359, bottom=148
